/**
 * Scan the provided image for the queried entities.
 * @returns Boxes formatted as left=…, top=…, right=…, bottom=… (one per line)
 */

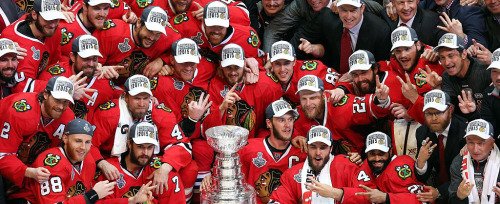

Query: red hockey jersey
left=387, top=57, right=445, bottom=96
left=90, top=98, right=191, bottom=172
left=0, top=93, right=74, bottom=187
left=238, top=137, right=307, bottom=204
left=71, top=0, right=129, bottom=20
left=9, top=147, right=96, bottom=204
left=95, top=156, right=186, bottom=204
left=358, top=155, right=428, bottom=204
left=269, top=155, right=374, bottom=204
left=1, top=18, right=61, bottom=93
left=57, top=12, right=94, bottom=64
left=277, top=60, right=339, bottom=107
left=206, top=71, right=281, bottom=138
left=38, top=64, right=118, bottom=120
left=92, top=19, right=180, bottom=84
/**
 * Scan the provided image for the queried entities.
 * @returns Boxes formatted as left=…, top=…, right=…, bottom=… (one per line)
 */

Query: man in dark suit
left=290, top=0, right=391, bottom=74
left=415, top=89, right=466, bottom=203
left=380, top=0, right=445, bottom=47
left=0, top=0, right=25, bottom=32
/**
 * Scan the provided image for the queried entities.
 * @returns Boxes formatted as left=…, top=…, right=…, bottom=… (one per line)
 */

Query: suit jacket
left=419, top=0, right=487, bottom=48
left=415, top=114, right=467, bottom=201
left=484, top=8, right=500, bottom=51
left=380, top=7, right=446, bottom=47
left=0, top=0, right=24, bottom=26
left=290, top=7, right=391, bottom=71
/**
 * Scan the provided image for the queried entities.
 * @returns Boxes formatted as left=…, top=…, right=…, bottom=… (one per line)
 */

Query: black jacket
left=0, top=0, right=25, bottom=32
left=415, top=114, right=467, bottom=201
left=380, top=7, right=446, bottom=47
left=290, top=8, right=391, bottom=72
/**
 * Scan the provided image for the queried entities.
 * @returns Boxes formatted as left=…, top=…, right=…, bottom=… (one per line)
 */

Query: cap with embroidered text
left=46, top=76, right=74, bottom=103
left=172, top=38, right=200, bottom=64
left=307, top=126, right=332, bottom=146
left=488, top=48, right=500, bottom=70
left=348, top=50, right=375, bottom=73
left=423, top=89, right=450, bottom=112
left=270, top=41, right=295, bottom=63
left=141, top=6, right=168, bottom=35
left=124, top=75, right=153, bottom=96
left=0, top=39, right=18, bottom=57
left=129, top=122, right=160, bottom=154
left=221, top=43, right=245, bottom=68
left=337, top=0, right=363, bottom=7
left=83, top=0, right=112, bottom=6
left=296, top=75, right=324, bottom=94
left=434, top=33, right=465, bottom=53
left=203, top=1, right=229, bottom=27
left=365, top=131, right=392, bottom=153
left=390, top=26, right=418, bottom=51
left=72, top=35, right=102, bottom=58
left=265, top=99, right=299, bottom=119
left=464, top=119, right=495, bottom=140
left=33, top=0, right=65, bottom=21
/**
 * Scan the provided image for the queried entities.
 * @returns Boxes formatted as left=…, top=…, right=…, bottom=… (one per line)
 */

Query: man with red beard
left=38, top=35, right=117, bottom=120
left=269, top=41, right=339, bottom=107
left=207, top=43, right=281, bottom=138
left=2, top=0, right=65, bottom=93
left=57, top=0, right=113, bottom=64
left=95, top=122, right=186, bottom=203
left=70, top=0, right=137, bottom=23
left=92, top=6, right=180, bottom=84
left=355, top=132, right=439, bottom=203
left=0, top=39, right=20, bottom=100
left=91, top=74, right=206, bottom=202
left=269, top=126, right=373, bottom=204
left=9, top=119, right=155, bottom=204
left=200, top=100, right=307, bottom=204
left=0, top=76, right=75, bottom=189
left=294, top=53, right=392, bottom=154
left=414, top=89, right=467, bottom=203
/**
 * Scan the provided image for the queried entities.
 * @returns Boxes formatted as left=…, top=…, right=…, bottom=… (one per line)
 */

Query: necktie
left=437, top=134, right=449, bottom=185
left=339, top=28, right=352, bottom=74
left=399, top=23, right=407, bottom=27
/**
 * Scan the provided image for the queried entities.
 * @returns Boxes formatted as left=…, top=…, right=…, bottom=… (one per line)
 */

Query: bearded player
left=95, top=122, right=186, bottom=203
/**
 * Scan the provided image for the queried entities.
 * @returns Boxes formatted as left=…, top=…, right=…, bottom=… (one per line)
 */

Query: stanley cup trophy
left=201, top=125, right=256, bottom=204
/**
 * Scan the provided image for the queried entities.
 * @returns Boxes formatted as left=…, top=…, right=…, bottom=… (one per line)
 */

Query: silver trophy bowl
left=205, top=125, right=249, bottom=156
left=202, top=125, right=256, bottom=204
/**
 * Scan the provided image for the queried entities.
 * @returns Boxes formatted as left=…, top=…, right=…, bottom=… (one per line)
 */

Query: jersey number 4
left=41, top=177, right=63, bottom=196
left=357, top=170, right=371, bottom=182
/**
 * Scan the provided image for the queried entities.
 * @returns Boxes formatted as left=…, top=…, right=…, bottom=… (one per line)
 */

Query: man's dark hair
left=37, top=89, right=50, bottom=104
left=25, top=11, right=39, bottom=24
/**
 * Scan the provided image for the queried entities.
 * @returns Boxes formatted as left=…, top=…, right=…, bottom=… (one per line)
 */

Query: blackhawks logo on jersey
left=122, top=187, right=141, bottom=198
left=334, top=95, right=349, bottom=107
left=173, top=13, right=189, bottom=25
left=112, top=0, right=120, bottom=7
left=99, top=101, right=116, bottom=111
left=395, top=164, right=412, bottom=180
left=414, top=72, right=427, bottom=88
left=227, top=101, right=256, bottom=132
left=247, top=30, right=259, bottom=48
left=44, top=153, right=61, bottom=167
left=300, top=61, right=318, bottom=71
left=156, top=103, right=172, bottom=112
left=66, top=181, right=87, bottom=198
left=102, top=19, right=116, bottom=30
left=136, top=0, right=153, bottom=8
left=60, top=28, right=74, bottom=45
left=12, top=99, right=32, bottom=112
left=47, top=64, right=66, bottom=75
left=150, top=157, right=162, bottom=169
left=109, top=80, right=115, bottom=90
left=150, top=76, right=158, bottom=90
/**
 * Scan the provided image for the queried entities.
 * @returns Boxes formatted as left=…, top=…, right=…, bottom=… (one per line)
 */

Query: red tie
left=339, top=28, right=352, bottom=74
left=399, top=23, right=407, bottom=27
left=438, top=134, right=449, bottom=185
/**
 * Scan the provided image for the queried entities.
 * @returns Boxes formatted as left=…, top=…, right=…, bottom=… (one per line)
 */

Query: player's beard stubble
left=307, top=153, right=330, bottom=175
left=129, top=144, right=153, bottom=167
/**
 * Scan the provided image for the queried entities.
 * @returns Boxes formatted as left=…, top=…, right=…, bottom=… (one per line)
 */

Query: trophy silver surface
left=201, top=125, right=256, bottom=204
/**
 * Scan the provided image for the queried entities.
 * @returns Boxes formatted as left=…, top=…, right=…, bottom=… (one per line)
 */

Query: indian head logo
left=226, top=100, right=256, bottom=132
left=66, top=181, right=87, bottom=198
left=254, top=168, right=283, bottom=203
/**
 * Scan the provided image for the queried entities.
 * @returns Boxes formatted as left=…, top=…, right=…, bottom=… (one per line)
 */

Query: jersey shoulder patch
left=47, top=64, right=66, bottom=75
left=12, top=99, right=32, bottom=112
left=247, top=30, right=259, bottom=48
left=334, top=95, right=349, bottom=107
left=300, top=61, right=318, bottom=71
left=150, top=156, right=162, bottom=169
left=156, top=103, right=172, bottom=112
left=265, top=72, right=279, bottom=83
left=98, top=101, right=116, bottom=111
left=173, top=13, right=189, bottom=25
left=102, top=19, right=116, bottom=30
left=43, top=153, right=61, bottom=167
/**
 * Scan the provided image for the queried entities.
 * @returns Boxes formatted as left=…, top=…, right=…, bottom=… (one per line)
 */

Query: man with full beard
left=207, top=43, right=281, bottom=138
left=57, top=0, right=113, bottom=64
left=91, top=74, right=205, bottom=202
left=414, top=89, right=466, bottom=203
left=38, top=35, right=116, bottom=120
left=294, top=69, right=392, bottom=154
left=200, top=100, right=307, bottom=204
left=0, top=39, right=20, bottom=99
left=1, top=0, right=66, bottom=93
left=354, top=132, right=439, bottom=203
left=95, top=121, right=186, bottom=203
left=269, top=126, right=374, bottom=204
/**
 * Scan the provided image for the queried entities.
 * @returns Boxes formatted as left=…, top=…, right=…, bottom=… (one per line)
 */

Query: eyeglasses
left=424, top=107, right=449, bottom=117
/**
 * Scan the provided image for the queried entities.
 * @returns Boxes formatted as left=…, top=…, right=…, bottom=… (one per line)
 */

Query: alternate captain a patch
left=44, top=153, right=61, bottom=167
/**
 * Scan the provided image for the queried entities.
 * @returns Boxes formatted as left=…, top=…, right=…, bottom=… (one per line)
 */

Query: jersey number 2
left=1, top=122, right=10, bottom=139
